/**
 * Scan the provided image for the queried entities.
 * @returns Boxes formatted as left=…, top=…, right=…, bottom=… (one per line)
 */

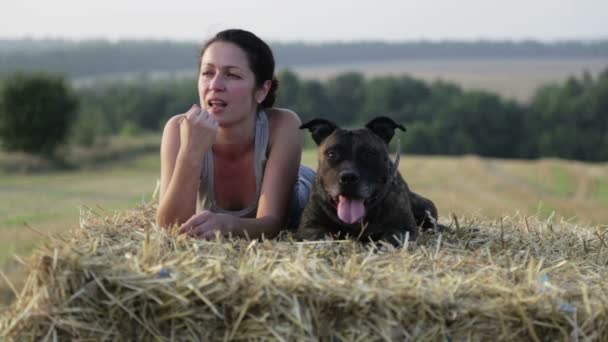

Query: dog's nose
left=339, top=171, right=359, bottom=185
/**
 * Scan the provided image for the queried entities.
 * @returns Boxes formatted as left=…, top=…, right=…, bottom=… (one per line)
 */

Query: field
left=2, top=144, right=608, bottom=307
left=288, top=57, right=608, bottom=102
left=72, top=57, right=608, bottom=103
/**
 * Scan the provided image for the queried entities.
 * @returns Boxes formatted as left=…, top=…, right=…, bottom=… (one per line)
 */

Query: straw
left=1, top=204, right=607, bottom=341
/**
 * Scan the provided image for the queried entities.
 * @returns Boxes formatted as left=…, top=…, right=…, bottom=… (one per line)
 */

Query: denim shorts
left=285, top=165, right=316, bottom=229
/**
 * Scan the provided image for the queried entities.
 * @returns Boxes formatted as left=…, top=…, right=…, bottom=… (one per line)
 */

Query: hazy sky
left=2, top=0, right=607, bottom=42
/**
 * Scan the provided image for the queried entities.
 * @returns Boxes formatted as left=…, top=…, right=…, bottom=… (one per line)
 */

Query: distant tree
left=276, top=69, right=301, bottom=107
left=71, top=108, right=108, bottom=147
left=434, top=91, right=527, bottom=158
left=362, top=76, right=430, bottom=124
left=75, top=78, right=197, bottom=134
left=55, top=65, right=608, bottom=161
left=325, top=72, right=365, bottom=125
left=0, top=72, right=77, bottom=156
left=530, top=68, right=608, bottom=161
left=400, top=122, right=438, bottom=154
left=293, top=80, right=334, bottom=123
left=408, top=80, right=463, bottom=125
left=163, top=78, right=198, bottom=124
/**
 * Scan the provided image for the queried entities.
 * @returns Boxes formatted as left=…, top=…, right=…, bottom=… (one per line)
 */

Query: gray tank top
left=197, top=110, right=269, bottom=218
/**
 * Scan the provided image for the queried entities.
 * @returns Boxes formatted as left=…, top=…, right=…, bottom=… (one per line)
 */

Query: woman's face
left=198, top=41, right=267, bottom=127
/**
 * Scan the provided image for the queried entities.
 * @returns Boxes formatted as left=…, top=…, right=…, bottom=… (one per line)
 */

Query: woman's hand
left=179, top=104, right=218, bottom=158
left=178, top=210, right=237, bottom=240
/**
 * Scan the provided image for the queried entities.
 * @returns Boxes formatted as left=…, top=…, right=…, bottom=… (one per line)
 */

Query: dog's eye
left=326, top=150, right=339, bottom=160
left=364, top=150, right=379, bottom=159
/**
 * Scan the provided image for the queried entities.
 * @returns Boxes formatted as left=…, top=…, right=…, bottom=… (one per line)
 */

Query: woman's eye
left=201, top=70, right=213, bottom=77
left=227, top=73, right=241, bottom=79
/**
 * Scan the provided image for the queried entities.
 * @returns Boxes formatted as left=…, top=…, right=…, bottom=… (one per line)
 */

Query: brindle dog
left=296, top=117, right=439, bottom=245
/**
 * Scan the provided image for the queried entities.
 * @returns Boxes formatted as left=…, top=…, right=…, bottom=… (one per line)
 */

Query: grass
left=0, top=152, right=162, bottom=306
left=593, top=179, right=608, bottom=203
left=551, top=165, right=575, bottom=197
left=1, top=143, right=608, bottom=306
left=0, top=133, right=160, bottom=173
left=0, top=153, right=160, bottom=265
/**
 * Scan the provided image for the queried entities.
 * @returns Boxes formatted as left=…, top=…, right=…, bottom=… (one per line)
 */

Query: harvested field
left=1, top=202, right=607, bottom=341
left=289, top=57, right=608, bottom=102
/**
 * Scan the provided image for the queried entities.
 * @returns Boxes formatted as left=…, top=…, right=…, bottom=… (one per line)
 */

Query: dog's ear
left=300, top=119, right=338, bottom=145
left=365, top=117, right=406, bottom=144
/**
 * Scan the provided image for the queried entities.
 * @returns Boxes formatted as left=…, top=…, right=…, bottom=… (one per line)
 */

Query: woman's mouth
left=207, top=99, right=227, bottom=112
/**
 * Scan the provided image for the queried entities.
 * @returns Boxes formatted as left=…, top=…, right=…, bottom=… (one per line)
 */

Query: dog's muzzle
left=334, top=141, right=401, bottom=225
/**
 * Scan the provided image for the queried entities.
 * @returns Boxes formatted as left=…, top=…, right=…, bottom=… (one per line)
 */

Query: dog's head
left=301, top=117, right=406, bottom=225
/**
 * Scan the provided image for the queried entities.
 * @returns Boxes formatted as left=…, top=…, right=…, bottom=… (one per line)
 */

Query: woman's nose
left=209, top=74, right=225, bottom=91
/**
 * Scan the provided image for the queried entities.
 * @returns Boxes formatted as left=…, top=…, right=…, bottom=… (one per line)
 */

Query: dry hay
left=1, top=204, right=607, bottom=341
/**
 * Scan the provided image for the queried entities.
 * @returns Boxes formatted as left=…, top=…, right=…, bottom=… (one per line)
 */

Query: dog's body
left=296, top=117, right=439, bottom=245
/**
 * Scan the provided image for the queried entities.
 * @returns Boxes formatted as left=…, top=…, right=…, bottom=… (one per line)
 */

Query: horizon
left=2, top=0, right=608, bottom=43
left=2, top=37, right=608, bottom=45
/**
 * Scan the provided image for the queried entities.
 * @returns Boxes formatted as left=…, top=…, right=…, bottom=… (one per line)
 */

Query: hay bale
left=1, top=205, right=607, bottom=341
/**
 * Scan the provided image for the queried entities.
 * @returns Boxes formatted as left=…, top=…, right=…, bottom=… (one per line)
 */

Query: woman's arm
left=178, top=108, right=303, bottom=239
left=157, top=105, right=217, bottom=228
left=251, top=108, right=303, bottom=235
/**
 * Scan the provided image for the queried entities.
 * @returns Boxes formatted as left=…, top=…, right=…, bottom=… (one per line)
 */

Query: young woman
left=157, top=29, right=314, bottom=239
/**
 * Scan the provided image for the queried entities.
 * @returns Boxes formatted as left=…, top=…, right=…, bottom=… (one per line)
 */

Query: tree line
left=1, top=68, right=607, bottom=161
left=2, top=39, right=607, bottom=77
left=275, top=69, right=608, bottom=161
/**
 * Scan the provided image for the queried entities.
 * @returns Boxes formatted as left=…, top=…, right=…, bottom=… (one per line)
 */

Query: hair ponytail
left=261, top=77, right=279, bottom=108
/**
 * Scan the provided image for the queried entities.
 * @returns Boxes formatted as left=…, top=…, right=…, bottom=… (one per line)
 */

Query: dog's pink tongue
left=337, top=195, right=365, bottom=224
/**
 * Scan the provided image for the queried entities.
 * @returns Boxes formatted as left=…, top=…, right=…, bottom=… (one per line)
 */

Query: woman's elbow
left=156, top=204, right=178, bottom=229
left=262, top=215, right=284, bottom=239
left=156, top=210, right=169, bottom=229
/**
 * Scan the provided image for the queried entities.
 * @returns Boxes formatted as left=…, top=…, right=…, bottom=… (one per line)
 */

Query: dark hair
left=200, top=29, right=279, bottom=108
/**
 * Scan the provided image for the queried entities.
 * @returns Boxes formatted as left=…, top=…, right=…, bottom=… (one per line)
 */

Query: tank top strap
left=253, top=110, right=270, bottom=198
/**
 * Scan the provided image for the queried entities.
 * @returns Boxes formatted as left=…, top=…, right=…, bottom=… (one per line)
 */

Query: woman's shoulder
left=161, top=114, right=186, bottom=140
left=264, top=108, right=303, bottom=147
left=264, top=107, right=301, bottom=131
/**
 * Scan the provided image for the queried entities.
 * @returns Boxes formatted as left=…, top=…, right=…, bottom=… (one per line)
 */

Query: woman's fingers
left=196, top=225, right=221, bottom=240
left=178, top=105, right=199, bottom=124
left=186, top=215, right=227, bottom=239
left=187, top=222, right=217, bottom=239
left=178, top=223, right=192, bottom=235
left=182, top=105, right=218, bottom=131
left=179, top=210, right=212, bottom=234
left=178, top=103, right=218, bottom=131
left=185, top=104, right=201, bottom=121
left=201, top=230, right=219, bottom=240
left=197, top=109, right=219, bottom=130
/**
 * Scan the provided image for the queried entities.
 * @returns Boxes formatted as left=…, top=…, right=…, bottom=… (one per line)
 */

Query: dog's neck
left=389, top=139, right=401, bottom=179
left=362, top=140, right=402, bottom=214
